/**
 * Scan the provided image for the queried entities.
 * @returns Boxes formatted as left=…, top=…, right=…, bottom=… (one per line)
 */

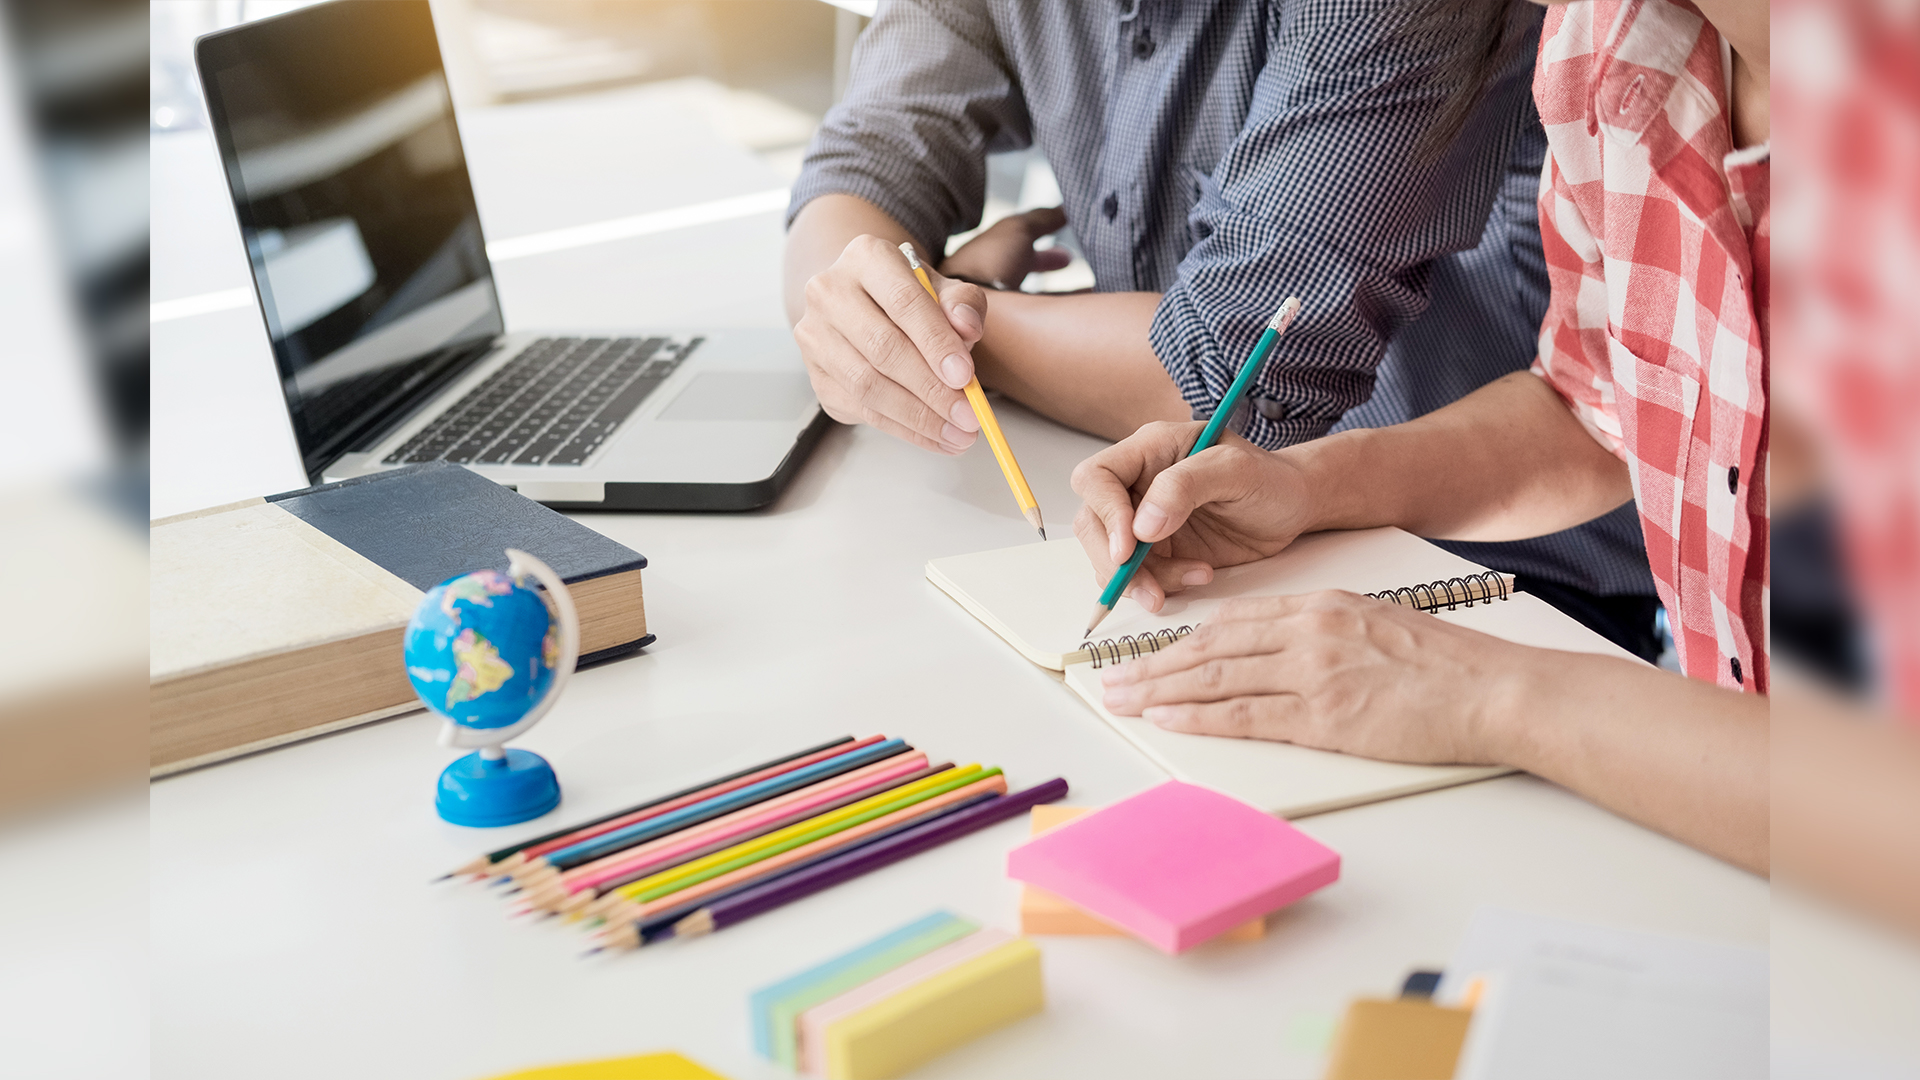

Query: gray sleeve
left=1151, top=0, right=1543, bottom=450
left=786, top=0, right=1033, bottom=260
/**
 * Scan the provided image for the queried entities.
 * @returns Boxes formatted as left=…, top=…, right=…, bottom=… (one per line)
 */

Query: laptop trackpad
left=656, top=372, right=818, bottom=422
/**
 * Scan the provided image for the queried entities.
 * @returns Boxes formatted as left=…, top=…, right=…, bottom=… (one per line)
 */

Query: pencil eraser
left=1005, top=781, right=1338, bottom=954
left=1017, top=807, right=1264, bottom=941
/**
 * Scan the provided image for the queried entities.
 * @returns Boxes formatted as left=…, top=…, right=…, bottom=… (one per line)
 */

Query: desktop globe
left=406, top=553, right=582, bottom=828
left=405, top=569, right=557, bottom=730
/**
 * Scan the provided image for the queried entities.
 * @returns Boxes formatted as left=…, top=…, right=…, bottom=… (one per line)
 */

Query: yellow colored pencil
left=900, top=243, right=1046, bottom=540
left=606, top=764, right=987, bottom=902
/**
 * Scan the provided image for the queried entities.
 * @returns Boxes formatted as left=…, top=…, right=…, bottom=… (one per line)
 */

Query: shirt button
left=1102, top=193, right=1119, bottom=221
left=1730, top=656, right=1743, bottom=684
left=1132, top=32, right=1156, bottom=60
left=1728, top=465, right=1739, bottom=493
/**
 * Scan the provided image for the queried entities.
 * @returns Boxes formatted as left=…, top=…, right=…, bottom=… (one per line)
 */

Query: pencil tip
left=580, top=947, right=602, bottom=958
left=1037, top=527, right=1047, bottom=541
left=429, top=873, right=453, bottom=884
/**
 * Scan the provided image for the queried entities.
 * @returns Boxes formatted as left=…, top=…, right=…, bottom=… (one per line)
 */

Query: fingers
left=1017, top=206, right=1068, bottom=238
left=865, top=237, right=986, bottom=392
left=797, top=317, right=976, bottom=454
left=1098, top=618, right=1302, bottom=706
left=1070, top=421, right=1206, bottom=566
left=1143, top=695, right=1306, bottom=742
left=794, top=234, right=986, bottom=451
left=1132, top=441, right=1270, bottom=543
left=1032, top=246, right=1074, bottom=273
left=933, top=272, right=986, bottom=349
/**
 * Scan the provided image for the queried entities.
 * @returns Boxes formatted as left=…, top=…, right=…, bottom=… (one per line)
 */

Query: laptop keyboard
left=383, top=336, right=701, bottom=468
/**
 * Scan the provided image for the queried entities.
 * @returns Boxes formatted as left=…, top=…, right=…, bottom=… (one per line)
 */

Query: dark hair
left=1405, top=0, right=1530, bottom=162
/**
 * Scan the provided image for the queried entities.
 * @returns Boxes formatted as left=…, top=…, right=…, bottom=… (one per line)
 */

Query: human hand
left=1071, top=422, right=1316, bottom=611
left=793, top=234, right=989, bottom=454
left=938, top=207, right=1072, bottom=291
left=1097, top=591, right=1530, bottom=765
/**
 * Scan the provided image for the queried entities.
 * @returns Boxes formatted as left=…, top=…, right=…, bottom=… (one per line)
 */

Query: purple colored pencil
left=667, top=778, right=1069, bottom=940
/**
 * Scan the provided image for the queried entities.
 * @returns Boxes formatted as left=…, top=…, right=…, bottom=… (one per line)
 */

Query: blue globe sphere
left=404, top=569, right=557, bottom=730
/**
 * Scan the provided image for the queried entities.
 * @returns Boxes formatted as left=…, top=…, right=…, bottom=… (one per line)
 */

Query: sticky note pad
left=822, top=937, right=1044, bottom=1080
left=797, top=928, right=1015, bottom=1077
left=480, top=1051, right=730, bottom=1079
left=1005, top=781, right=1339, bottom=954
left=1019, top=806, right=1265, bottom=941
left=1323, top=998, right=1472, bottom=1080
left=752, top=911, right=978, bottom=1068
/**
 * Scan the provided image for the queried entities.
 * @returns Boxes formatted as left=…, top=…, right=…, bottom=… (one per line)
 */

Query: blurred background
left=0, top=0, right=1914, bottom=1076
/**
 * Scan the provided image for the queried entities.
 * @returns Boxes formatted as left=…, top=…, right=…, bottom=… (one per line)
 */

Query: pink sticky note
left=794, top=927, right=1014, bottom=1077
left=1005, top=781, right=1339, bottom=954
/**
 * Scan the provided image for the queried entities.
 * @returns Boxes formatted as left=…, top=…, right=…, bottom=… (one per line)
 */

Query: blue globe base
left=436, top=748, right=561, bottom=827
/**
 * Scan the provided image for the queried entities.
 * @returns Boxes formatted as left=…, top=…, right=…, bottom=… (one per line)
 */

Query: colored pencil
left=616, top=792, right=1002, bottom=947
left=598, top=766, right=997, bottom=910
left=1085, top=296, right=1303, bottom=637
left=615, top=779, right=1069, bottom=950
left=899, top=242, right=1046, bottom=540
left=536, top=738, right=914, bottom=873
left=590, top=773, right=1009, bottom=931
left=435, top=735, right=862, bottom=880
left=518, top=760, right=952, bottom=913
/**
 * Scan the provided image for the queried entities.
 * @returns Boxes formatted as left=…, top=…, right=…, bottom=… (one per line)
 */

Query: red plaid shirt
left=1530, top=0, right=1769, bottom=692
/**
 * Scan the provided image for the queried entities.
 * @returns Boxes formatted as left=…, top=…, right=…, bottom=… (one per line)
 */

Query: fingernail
left=1102, top=687, right=1131, bottom=710
left=951, top=303, right=983, bottom=336
left=941, top=423, right=976, bottom=450
left=1110, top=534, right=1128, bottom=563
left=1100, top=667, right=1124, bottom=686
left=949, top=400, right=980, bottom=433
left=940, top=354, right=972, bottom=389
left=1181, top=569, right=1210, bottom=586
left=1143, top=706, right=1173, bottom=728
left=1134, top=502, right=1168, bottom=539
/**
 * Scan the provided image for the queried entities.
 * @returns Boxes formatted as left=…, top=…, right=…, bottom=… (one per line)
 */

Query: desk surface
left=148, top=83, right=1767, bottom=1080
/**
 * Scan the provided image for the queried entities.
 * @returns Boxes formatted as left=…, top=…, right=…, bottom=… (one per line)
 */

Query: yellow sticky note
left=824, top=938, right=1044, bottom=1080
left=479, top=1051, right=729, bottom=1080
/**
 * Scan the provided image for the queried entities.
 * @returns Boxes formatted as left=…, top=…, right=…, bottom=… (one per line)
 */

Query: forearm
left=784, top=194, right=917, bottom=326
left=1493, top=649, right=1769, bottom=874
left=1289, top=371, right=1635, bottom=541
left=971, top=290, right=1189, bottom=442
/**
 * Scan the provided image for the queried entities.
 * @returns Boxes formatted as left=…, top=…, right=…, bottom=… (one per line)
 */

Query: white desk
left=148, top=83, right=1767, bottom=1080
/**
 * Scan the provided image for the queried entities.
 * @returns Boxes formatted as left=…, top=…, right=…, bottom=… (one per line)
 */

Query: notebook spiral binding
left=1366, top=570, right=1513, bottom=613
left=1079, top=625, right=1196, bottom=670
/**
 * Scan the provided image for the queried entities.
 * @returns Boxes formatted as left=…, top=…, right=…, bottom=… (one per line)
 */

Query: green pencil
left=1084, top=296, right=1303, bottom=638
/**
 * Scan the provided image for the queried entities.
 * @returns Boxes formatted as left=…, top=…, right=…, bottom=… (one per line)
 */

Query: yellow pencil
left=900, top=243, right=1046, bottom=540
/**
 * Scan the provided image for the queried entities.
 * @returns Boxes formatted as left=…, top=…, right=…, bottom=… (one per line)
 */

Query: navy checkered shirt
left=789, top=0, right=1654, bottom=598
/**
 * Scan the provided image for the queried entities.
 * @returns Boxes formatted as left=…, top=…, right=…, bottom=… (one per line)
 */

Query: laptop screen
left=196, top=0, right=503, bottom=479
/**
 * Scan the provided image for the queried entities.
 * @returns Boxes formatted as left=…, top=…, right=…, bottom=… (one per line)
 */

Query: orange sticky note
left=1017, top=806, right=1264, bottom=941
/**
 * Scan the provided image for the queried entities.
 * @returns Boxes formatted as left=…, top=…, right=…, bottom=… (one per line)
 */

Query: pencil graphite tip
left=579, top=947, right=602, bottom=959
left=1268, top=296, right=1303, bottom=334
left=1037, top=527, right=1048, bottom=541
left=1083, top=601, right=1113, bottom=640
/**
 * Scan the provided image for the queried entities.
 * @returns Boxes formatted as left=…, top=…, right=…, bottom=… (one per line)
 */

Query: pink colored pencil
left=608, top=774, right=1010, bottom=922
left=504, top=734, right=889, bottom=867
left=555, top=753, right=932, bottom=894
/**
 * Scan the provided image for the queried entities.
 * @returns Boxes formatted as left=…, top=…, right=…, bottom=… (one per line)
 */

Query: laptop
left=195, top=0, right=828, bottom=511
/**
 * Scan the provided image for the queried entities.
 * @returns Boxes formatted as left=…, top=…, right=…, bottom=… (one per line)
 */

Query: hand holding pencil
left=1078, top=298, right=1303, bottom=635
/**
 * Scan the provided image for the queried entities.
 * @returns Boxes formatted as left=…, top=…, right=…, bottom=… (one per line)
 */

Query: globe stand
left=409, top=549, right=583, bottom=830
left=435, top=747, right=561, bottom=827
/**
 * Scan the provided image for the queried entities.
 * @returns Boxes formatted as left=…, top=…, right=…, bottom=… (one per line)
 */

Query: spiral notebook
left=926, top=527, right=1644, bottom=818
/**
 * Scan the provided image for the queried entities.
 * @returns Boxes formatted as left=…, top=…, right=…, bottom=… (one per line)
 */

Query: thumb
left=932, top=271, right=988, bottom=345
left=1133, top=444, right=1261, bottom=542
